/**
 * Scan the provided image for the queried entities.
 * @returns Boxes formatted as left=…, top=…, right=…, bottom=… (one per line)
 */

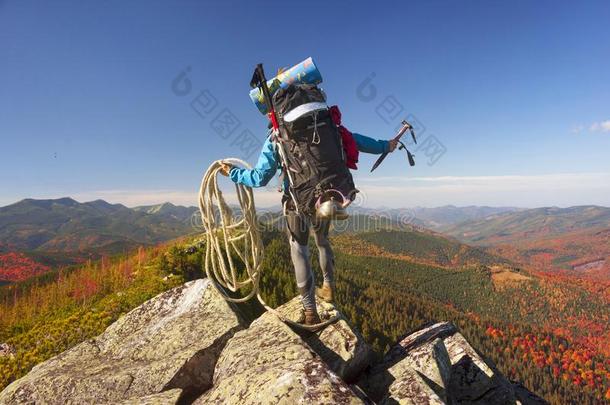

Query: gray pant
left=285, top=211, right=334, bottom=311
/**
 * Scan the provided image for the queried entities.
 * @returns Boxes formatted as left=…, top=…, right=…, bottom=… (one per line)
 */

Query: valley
left=442, top=206, right=610, bottom=300
left=1, top=200, right=610, bottom=403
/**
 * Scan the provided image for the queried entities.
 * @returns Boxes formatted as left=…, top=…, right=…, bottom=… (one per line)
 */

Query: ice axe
left=370, top=120, right=417, bottom=172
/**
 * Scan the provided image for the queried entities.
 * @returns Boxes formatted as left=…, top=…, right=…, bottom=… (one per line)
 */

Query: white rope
left=198, top=158, right=337, bottom=331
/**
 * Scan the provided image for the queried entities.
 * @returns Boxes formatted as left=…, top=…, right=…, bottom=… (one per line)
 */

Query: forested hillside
left=441, top=206, right=610, bottom=291
left=0, top=198, right=197, bottom=283
left=1, top=228, right=608, bottom=403
left=345, top=229, right=510, bottom=267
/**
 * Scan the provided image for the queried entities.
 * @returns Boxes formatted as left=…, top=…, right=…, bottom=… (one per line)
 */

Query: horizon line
left=4, top=196, right=610, bottom=211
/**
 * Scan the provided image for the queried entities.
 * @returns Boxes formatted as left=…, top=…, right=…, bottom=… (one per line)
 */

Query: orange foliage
left=487, top=324, right=610, bottom=398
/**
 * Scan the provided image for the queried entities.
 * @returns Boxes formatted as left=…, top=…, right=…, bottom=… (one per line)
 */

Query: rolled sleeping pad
left=249, top=57, right=323, bottom=115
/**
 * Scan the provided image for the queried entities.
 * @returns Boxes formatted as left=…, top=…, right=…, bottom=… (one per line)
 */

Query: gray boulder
left=118, top=388, right=182, bottom=405
left=359, top=322, right=545, bottom=404
left=274, top=296, right=374, bottom=383
left=0, top=279, right=242, bottom=404
left=195, top=302, right=365, bottom=404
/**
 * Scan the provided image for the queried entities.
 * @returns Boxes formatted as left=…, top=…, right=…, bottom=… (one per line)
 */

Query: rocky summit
left=0, top=280, right=545, bottom=404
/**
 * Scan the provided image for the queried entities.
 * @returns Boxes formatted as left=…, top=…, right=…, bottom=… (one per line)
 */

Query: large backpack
left=272, top=84, right=357, bottom=215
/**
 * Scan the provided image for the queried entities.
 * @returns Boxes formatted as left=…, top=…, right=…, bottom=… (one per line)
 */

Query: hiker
left=221, top=84, right=397, bottom=325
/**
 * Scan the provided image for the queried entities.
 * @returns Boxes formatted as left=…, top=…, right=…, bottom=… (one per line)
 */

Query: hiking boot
left=316, top=283, right=334, bottom=303
left=298, top=308, right=321, bottom=325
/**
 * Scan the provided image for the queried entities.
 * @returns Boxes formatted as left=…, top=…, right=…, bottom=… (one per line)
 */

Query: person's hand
left=219, top=162, right=232, bottom=176
left=388, top=139, right=399, bottom=152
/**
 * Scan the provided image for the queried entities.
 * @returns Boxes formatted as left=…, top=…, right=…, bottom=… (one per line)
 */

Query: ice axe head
left=409, top=127, right=417, bottom=144
left=400, top=120, right=417, bottom=145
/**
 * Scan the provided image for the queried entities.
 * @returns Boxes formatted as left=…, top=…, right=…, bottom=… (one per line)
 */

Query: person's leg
left=312, top=217, right=335, bottom=302
left=312, top=217, right=334, bottom=285
left=285, top=210, right=318, bottom=319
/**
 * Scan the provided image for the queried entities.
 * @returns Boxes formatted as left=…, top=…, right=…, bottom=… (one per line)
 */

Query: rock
left=274, top=296, right=374, bottom=382
left=381, top=367, right=446, bottom=405
left=359, top=322, right=540, bottom=405
left=195, top=306, right=364, bottom=404
left=118, top=388, right=182, bottom=405
left=0, top=344, right=15, bottom=358
left=447, top=354, right=515, bottom=404
left=0, top=279, right=242, bottom=405
left=512, top=381, right=548, bottom=404
left=444, top=331, right=494, bottom=378
left=361, top=322, right=456, bottom=402
left=0, top=277, right=545, bottom=405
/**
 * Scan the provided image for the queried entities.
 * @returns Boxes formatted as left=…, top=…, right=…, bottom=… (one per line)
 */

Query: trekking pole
left=250, top=64, right=301, bottom=214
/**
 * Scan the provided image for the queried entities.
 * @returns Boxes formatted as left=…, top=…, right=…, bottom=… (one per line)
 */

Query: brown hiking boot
left=298, top=308, right=321, bottom=325
left=316, top=283, right=334, bottom=303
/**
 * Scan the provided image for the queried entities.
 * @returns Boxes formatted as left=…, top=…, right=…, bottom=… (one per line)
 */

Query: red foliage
left=489, top=226, right=610, bottom=301
left=485, top=325, right=504, bottom=339
left=487, top=324, right=610, bottom=398
left=71, top=277, right=100, bottom=302
left=0, top=252, right=50, bottom=282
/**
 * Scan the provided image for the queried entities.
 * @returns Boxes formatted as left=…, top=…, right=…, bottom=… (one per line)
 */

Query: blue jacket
left=230, top=133, right=389, bottom=189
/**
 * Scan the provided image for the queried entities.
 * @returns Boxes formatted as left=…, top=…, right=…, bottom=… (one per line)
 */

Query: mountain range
left=0, top=198, right=200, bottom=282
left=442, top=205, right=610, bottom=243
left=443, top=206, right=610, bottom=285
left=0, top=199, right=521, bottom=256
left=350, top=205, right=522, bottom=229
left=0, top=198, right=197, bottom=254
left=1, top=198, right=609, bottom=402
left=2, top=198, right=609, bottom=286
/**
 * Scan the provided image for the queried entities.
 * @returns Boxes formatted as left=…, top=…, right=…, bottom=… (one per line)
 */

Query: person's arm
left=352, top=133, right=396, bottom=154
left=228, top=137, right=278, bottom=187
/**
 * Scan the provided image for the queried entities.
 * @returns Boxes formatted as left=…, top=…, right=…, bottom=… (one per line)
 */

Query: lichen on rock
left=195, top=306, right=364, bottom=404
left=274, top=296, right=374, bottom=383
left=359, top=321, right=546, bottom=405
left=0, top=279, right=242, bottom=405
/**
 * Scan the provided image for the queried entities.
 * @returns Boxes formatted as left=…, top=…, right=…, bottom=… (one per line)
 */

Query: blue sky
left=1, top=0, right=609, bottom=208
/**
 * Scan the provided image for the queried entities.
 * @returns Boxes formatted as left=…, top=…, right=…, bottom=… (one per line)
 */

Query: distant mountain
left=442, top=206, right=610, bottom=284
left=0, top=199, right=525, bottom=258
left=352, top=205, right=522, bottom=230
left=411, top=205, right=523, bottom=229
left=133, top=202, right=198, bottom=223
left=0, top=198, right=196, bottom=253
left=128, top=204, right=523, bottom=233
left=442, top=205, right=610, bottom=244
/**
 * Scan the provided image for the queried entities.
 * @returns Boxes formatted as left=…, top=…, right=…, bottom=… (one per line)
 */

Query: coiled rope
left=198, top=159, right=337, bottom=331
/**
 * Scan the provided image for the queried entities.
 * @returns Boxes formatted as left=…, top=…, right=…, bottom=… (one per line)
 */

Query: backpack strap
left=330, top=105, right=359, bottom=170
left=271, top=134, right=302, bottom=213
